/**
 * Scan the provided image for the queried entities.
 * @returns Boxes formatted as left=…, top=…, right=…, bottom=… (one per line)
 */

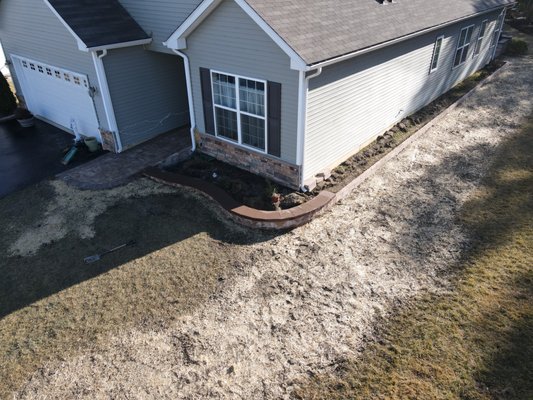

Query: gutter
left=86, top=38, right=153, bottom=52
left=304, top=3, right=516, bottom=71
left=171, top=49, right=197, bottom=152
left=91, top=50, right=123, bottom=153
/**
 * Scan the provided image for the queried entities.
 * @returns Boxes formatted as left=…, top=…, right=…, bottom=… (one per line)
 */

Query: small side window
left=474, top=20, right=488, bottom=56
left=430, top=36, right=444, bottom=73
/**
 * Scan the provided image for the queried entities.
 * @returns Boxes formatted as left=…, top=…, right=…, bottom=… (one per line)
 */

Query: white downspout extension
left=297, top=67, right=322, bottom=191
left=91, top=50, right=123, bottom=152
left=172, top=49, right=197, bottom=152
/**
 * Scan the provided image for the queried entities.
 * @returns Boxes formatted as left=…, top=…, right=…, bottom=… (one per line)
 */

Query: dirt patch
left=10, top=47, right=533, bottom=399
left=168, top=154, right=299, bottom=211
left=7, top=179, right=177, bottom=257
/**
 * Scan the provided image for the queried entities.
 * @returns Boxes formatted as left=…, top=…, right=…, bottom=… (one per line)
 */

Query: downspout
left=298, top=67, right=322, bottom=191
left=91, top=50, right=123, bottom=152
left=171, top=49, right=197, bottom=152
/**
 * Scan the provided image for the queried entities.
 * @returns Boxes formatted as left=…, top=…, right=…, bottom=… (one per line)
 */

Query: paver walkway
left=58, top=128, right=191, bottom=190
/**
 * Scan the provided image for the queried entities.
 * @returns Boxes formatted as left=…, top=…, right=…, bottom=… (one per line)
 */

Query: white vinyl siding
left=453, top=25, right=475, bottom=67
left=430, top=36, right=444, bottom=73
left=304, top=10, right=501, bottom=182
left=102, top=47, right=190, bottom=149
left=117, top=0, right=202, bottom=54
left=185, top=0, right=299, bottom=164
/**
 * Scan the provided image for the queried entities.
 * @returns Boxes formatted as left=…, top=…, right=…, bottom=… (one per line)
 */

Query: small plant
left=506, top=38, right=529, bottom=56
left=0, top=72, right=17, bottom=117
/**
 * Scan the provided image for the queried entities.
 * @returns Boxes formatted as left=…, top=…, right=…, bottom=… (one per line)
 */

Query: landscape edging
left=145, top=61, right=510, bottom=230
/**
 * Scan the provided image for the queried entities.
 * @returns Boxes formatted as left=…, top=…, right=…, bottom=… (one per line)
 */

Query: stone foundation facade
left=196, top=131, right=301, bottom=189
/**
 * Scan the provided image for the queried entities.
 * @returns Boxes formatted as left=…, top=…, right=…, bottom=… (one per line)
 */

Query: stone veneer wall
left=196, top=132, right=301, bottom=189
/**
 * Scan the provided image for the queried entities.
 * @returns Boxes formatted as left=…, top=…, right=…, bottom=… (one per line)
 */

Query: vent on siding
left=376, top=0, right=395, bottom=4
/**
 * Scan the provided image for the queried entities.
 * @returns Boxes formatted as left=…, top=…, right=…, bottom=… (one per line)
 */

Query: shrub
left=506, top=38, right=529, bottom=56
left=0, top=72, right=17, bottom=117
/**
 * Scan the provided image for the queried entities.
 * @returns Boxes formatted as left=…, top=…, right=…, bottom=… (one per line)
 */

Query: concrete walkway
left=58, top=128, right=191, bottom=190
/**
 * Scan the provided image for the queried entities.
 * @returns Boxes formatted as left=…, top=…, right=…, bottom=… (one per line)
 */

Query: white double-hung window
left=212, top=71, right=267, bottom=152
left=474, top=20, right=488, bottom=56
left=453, top=25, right=474, bottom=67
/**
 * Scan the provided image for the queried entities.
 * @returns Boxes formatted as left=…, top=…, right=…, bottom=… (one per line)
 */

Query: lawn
left=296, top=115, right=533, bottom=399
left=0, top=179, right=263, bottom=398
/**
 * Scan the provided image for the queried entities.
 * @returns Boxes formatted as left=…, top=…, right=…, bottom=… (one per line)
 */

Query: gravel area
left=14, top=52, right=533, bottom=399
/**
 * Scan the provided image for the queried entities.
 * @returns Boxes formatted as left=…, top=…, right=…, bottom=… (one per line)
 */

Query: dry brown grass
left=0, top=180, right=260, bottom=398
left=295, top=116, right=533, bottom=400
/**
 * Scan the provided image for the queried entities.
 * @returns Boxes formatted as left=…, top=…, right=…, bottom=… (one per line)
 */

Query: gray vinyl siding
left=0, top=0, right=108, bottom=131
left=117, top=0, right=202, bottom=54
left=185, top=0, right=300, bottom=164
left=103, top=47, right=190, bottom=149
left=304, top=10, right=503, bottom=181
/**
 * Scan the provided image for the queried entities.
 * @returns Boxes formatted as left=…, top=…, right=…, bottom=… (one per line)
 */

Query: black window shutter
left=200, top=67, right=215, bottom=135
left=267, top=81, right=282, bottom=157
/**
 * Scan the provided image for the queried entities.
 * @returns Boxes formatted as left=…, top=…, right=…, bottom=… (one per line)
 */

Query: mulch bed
left=166, top=60, right=505, bottom=211
left=167, top=155, right=298, bottom=211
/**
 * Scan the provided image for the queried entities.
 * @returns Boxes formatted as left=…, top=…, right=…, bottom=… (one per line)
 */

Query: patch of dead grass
left=295, top=116, right=533, bottom=400
left=0, top=179, right=257, bottom=398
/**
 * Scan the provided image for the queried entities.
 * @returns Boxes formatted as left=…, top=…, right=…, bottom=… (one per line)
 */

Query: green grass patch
left=296, top=116, right=533, bottom=400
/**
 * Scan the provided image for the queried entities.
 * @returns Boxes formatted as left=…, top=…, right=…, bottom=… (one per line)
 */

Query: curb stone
left=145, top=62, right=510, bottom=230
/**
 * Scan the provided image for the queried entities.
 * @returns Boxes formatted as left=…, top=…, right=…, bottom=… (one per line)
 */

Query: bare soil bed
left=166, top=61, right=504, bottom=212
left=9, top=49, right=532, bottom=399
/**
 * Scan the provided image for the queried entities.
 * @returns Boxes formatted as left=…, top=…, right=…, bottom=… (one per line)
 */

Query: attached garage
left=12, top=55, right=100, bottom=139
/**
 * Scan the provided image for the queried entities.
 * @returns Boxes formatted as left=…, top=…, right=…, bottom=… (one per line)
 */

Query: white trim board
left=163, top=0, right=307, bottom=71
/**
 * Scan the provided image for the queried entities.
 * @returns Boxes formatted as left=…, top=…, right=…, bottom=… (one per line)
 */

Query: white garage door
left=12, top=55, right=100, bottom=140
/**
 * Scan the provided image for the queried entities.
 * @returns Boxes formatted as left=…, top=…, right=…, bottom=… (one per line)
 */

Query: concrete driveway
left=0, top=119, right=100, bottom=198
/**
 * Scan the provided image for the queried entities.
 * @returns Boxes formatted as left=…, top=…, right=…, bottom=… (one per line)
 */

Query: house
left=0, top=0, right=194, bottom=152
left=165, top=0, right=514, bottom=190
left=1, top=0, right=513, bottom=190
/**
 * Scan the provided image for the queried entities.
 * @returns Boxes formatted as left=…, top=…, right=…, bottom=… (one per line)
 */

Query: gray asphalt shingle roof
left=48, top=0, right=150, bottom=48
left=243, top=0, right=515, bottom=65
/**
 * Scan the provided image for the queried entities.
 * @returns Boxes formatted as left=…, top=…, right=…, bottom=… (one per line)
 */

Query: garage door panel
left=13, top=56, right=100, bottom=140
